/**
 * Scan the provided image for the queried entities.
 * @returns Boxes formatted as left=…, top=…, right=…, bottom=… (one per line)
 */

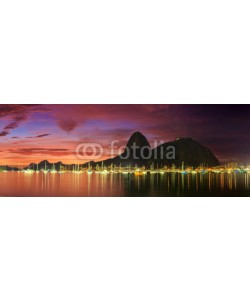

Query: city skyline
left=0, top=104, right=249, bottom=166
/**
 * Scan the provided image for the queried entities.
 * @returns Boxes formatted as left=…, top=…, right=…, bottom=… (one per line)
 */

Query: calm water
left=0, top=172, right=250, bottom=197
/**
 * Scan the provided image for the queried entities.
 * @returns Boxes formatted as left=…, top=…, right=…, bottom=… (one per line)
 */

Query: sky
left=0, top=104, right=250, bottom=166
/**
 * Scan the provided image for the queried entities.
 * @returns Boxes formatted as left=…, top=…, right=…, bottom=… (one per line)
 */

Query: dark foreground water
left=0, top=172, right=250, bottom=197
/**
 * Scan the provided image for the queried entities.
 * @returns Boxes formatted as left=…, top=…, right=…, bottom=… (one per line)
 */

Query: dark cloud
left=0, top=104, right=38, bottom=119
left=36, top=134, right=51, bottom=138
left=58, top=120, right=77, bottom=132
left=4, top=122, right=19, bottom=130
left=0, top=105, right=30, bottom=137
left=0, top=104, right=50, bottom=138
left=8, top=147, right=72, bottom=156
left=0, top=131, right=8, bottom=137
left=26, top=133, right=51, bottom=139
left=9, top=147, right=68, bottom=152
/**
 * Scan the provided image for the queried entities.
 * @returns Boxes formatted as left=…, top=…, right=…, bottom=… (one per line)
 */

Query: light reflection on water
left=0, top=172, right=249, bottom=197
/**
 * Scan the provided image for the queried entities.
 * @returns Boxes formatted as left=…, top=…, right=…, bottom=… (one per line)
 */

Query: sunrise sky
left=0, top=104, right=249, bottom=166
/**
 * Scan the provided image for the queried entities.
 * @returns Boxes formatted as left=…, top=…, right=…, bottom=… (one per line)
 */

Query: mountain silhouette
left=98, top=132, right=219, bottom=168
left=99, top=131, right=151, bottom=167
left=126, top=131, right=150, bottom=148
left=151, top=137, right=219, bottom=167
left=24, top=131, right=219, bottom=170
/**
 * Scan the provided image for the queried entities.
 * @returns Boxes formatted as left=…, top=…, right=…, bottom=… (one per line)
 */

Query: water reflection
left=0, top=172, right=249, bottom=197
